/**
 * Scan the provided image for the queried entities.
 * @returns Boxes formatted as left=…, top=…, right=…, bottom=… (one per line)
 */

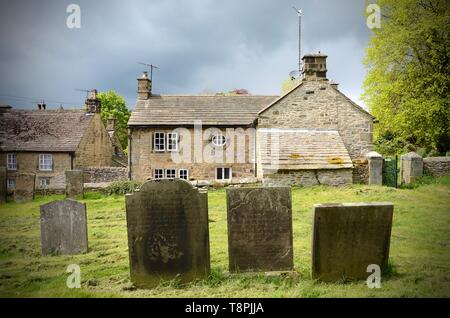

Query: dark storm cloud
left=0, top=0, right=371, bottom=109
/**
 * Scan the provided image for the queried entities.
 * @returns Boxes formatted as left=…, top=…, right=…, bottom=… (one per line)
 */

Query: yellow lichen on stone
left=327, top=157, right=344, bottom=164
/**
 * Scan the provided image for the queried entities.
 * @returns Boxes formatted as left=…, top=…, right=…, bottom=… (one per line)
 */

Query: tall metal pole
left=293, top=7, right=303, bottom=72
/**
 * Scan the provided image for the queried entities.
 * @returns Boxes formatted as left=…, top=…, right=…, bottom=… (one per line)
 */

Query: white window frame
left=154, top=132, right=166, bottom=152
left=39, top=177, right=50, bottom=188
left=167, top=133, right=179, bottom=152
left=165, top=169, right=176, bottom=179
left=39, top=154, right=53, bottom=171
left=216, top=167, right=232, bottom=181
left=7, top=178, right=15, bottom=189
left=212, top=134, right=227, bottom=147
left=7, top=153, right=17, bottom=170
left=179, top=169, right=189, bottom=180
left=154, top=169, right=164, bottom=180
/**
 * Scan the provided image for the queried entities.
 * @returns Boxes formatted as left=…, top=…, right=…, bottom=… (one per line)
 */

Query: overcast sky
left=0, top=0, right=372, bottom=110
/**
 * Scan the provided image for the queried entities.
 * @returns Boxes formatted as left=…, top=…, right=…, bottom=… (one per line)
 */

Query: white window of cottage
left=154, top=169, right=164, bottom=179
left=212, top=134, right=226, bottom=147
left=167, top=133, right=178, bottom=152
left=7, top=178, right=15, bottom=189
left=165, top=169, right=176, bottom=179
left=179, top=169, right=189, bottom=180
left=39, top=154, right=53, bottom=171
left=154, top=132, right=166, bottom=152
left=39, top=178, right=50, bottom=188
left=216, top=167, right=231, bottom=181
left=7, top=153, right=17, bottom=170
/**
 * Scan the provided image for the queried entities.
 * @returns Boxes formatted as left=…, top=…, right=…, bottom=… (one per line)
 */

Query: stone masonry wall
left=258, top=80, right=374, bottom=160
left=83, top=167, right=128, bottom=183
left=352, top=159, right=369, bottom=184
left=262, top=169, right=353, bottom=187
left=423, top=157, right=450, bottom=177
left=0, top=152, right=71, bottom=191
left=130, top=126, right=256, bottom=183
left=74, top=113, right=114, bottom=168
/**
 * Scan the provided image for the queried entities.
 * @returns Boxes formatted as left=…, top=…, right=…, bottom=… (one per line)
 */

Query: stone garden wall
left=83, top=167, right=128, bottom=183
left=423, top=157, right=450, bottom=177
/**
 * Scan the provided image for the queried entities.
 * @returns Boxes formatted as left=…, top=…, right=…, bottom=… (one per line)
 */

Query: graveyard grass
left=1, top=176, right=450, bottom=298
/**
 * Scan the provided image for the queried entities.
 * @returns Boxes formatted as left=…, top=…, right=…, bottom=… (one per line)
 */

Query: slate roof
left=258, top=128, right=353, bottom=171
left=0, top=109, right=93, bottom=152
left=128, top=95, right=278, bottom=126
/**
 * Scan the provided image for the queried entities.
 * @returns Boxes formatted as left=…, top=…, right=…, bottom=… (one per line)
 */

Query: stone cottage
left=128, top=53, right=376, bottom=186
left=0, top=90, right=125, bottom=192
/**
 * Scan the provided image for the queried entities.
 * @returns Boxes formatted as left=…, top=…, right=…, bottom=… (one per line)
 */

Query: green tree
left=97, top=91, right=131, bottom=149
left=362, top=0, right=450, bottom=155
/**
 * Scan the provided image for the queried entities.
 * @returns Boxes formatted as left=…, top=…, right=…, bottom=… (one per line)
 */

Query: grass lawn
left=0, top=177, right=449, bottom=298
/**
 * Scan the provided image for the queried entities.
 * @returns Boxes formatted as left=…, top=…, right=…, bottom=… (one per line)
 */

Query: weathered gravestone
left=226, top=187, right=293, bottom=272
left=14, top=173, right=36, bottom=203
left=0, top=167, right=6, bottom=204
left=40, top=199, right=88, bottom=255
left=125, top=179, right=210, bottom=288
left=312, top=202, right=394, bottom=282
left=65, top=170, right=84, bottom=199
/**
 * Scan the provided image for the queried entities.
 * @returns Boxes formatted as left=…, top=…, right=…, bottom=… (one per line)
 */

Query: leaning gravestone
left=14, top=173, right=36, bottom=203
left=125, top=179, right=210, bottom=288
left=40, top=199, right=88, bottom=255
left=65, top=170, right=84, bottom=199
left=312, top=202, right=394, bottom=282
left=226, top=187, right=293, bottom=272
left=0, top=167, right=6, bottom=204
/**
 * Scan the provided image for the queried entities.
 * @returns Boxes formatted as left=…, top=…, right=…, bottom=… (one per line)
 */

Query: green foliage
left=103, top=180, right=143, bottom=195
left=97, top=91, right=131, bottom=149
left=363, top=0, right=450, bottom=155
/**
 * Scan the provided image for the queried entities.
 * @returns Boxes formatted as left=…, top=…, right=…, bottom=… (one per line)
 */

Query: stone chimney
left=106, top=117, right=117, bottom=132
left=85, top=89, right=101, bottom=114
left=137, top=71, right=151, bottom=100
left=302, top=52, right=328, bottom=81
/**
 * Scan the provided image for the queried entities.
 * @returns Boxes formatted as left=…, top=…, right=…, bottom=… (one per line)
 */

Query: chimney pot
left=85, top=89, right=101, bottom=114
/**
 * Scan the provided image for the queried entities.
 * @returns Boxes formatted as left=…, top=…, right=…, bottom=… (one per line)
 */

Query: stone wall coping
left=365, top=151, right=382, bottom=158
left=401, top=152, right=422, bottom=160
left=423, top=156, right=450, bottom=162
left=314, top=202, right=393, bottom=208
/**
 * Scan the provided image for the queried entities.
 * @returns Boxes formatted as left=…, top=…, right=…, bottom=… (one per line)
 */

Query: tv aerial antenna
left=289, top=6, right=303, bottom=79
left=138, top=62, right=159, bottom=82
left=75, top=89, right=92, bottom=99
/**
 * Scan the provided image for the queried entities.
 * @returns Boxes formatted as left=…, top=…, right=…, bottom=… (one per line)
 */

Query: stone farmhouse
left=128, top=53, right=376, bottom=186
left=0, top=90, right=125, bottom=192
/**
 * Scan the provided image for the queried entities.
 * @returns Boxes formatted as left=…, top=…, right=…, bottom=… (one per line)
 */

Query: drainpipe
left=128, top=128, right=132, bottom=180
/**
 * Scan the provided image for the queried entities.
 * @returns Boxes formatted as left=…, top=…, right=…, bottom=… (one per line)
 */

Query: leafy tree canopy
left=97, top=91, right=130, bottom=149
left=362, top=0, right=450, bottom=156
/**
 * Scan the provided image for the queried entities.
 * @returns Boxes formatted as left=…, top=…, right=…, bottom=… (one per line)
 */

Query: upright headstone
left=14, top=173, right=36, bottom=203
left=312, top=202, right=394, bottom=282
left=401, top=152, right=423, bottom=184
left=226, top=187, right=293, bottom=272
left=366, top=151, right=383, bottom=185
left=40, top=199, right=88, bottom=255
left=125, top=179, right=210, bottom=288
left=0, top=167, right=6, bottom=204
left=65, top=170, right=84, bottom=199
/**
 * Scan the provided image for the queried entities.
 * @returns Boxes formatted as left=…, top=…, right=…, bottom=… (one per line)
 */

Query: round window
left=212, top=134, right=226, bottom=147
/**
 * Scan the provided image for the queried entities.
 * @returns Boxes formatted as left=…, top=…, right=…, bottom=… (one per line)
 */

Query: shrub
left=103, top=180, right=143, bottom=195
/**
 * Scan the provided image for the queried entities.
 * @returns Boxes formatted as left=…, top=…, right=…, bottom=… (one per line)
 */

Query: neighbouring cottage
left=0, top=90, right=125, bottom=192
left=128, top=53, right=376, bottom=186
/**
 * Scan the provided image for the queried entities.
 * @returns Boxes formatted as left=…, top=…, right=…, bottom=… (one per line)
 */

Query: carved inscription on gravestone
left=312, top=202, right=394, bottom=282
left=125, top=179, right=210, bottom=288
left=226, top=187, right=293, bottom=272
left=40, top=199, right=88, bottom=255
